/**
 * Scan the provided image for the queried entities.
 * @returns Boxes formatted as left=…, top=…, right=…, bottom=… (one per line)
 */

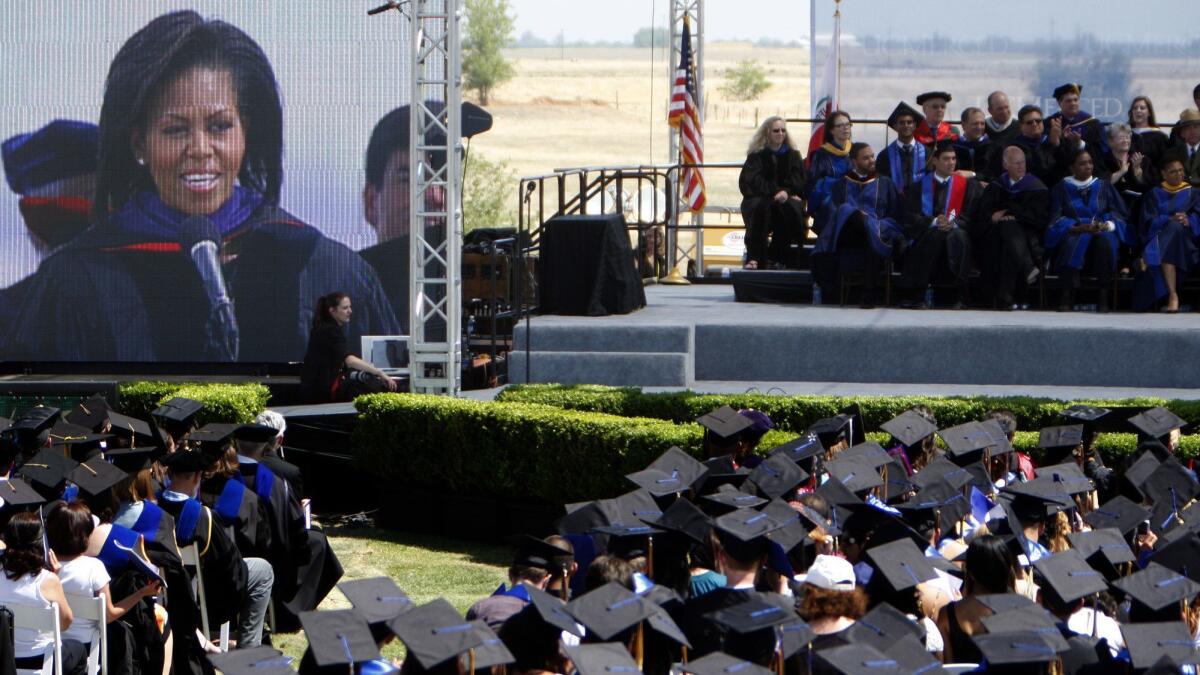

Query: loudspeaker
left=538, top=213, right=646, bottom=316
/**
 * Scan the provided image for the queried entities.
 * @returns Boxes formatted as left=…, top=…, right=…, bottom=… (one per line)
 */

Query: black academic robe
left=986, top=119, right=1022, bottom=146
left=953, top=136, right=997, bottom=183
left=1131, top=129, right=1171, bottom=169
left=238, top=460, right=342, bottom=632
left=669, top=588, right=795, bottom=660
left=995, top=136, right=1061, bottom=187
left=739, top=148, right=808, bottom=266
left=200, top=473, right=272, bottom=561
left=3, top=205, right=399, bottom=362
left=158, top=492, right=249, bottom=627
left=261, top=452, right=304, bottom=497
left=899, top=174, right=982, bottom=290
left=974, top=173, right=1051, bottom=303
left=875, top=141, right=926, bottom=195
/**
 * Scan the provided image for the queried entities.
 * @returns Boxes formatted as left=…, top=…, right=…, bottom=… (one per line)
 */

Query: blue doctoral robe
left=814, top=174, right=905, bottom=258
left=1047, top=178, right=1131, bottom=272
left=805, top=146, right=852, bottom=215
left=1135, top=184, right=1200, bottom=309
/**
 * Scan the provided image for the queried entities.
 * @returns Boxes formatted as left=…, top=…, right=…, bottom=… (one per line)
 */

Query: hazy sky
left=509, top=0, right=1198, bottom=43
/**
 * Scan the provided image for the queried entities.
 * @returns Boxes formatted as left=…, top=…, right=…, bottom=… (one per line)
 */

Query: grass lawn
left=272, top=527, right=512, bottom=663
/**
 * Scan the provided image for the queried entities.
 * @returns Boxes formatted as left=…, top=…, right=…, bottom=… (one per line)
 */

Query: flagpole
left=662, top=11, right=694, bottom=285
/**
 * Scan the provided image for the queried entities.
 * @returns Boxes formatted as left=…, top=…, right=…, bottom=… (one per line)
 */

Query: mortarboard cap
left=46, top=421, right=111, bottom=448
left=509, top=534, right=572, bottom=571
left=824, top=456, right=883, bottom=494
left=1067, top=528, right=1136, bottom=581
left=1038, top=425, right=1084, bottom=450
left=9, top=406, right=60, bottom=438
left=938, top=421, right=998, bottom=458
left=642, top=497, right=712, bottom=544
left=184, top=423, right=239, bottom=456
left=760, top=498, right=806, bottom=553
left=1128, top=407, right=1187, bottom=440
left=916, top=91, right=952, bottom=105
left=911, top=456, right=973, bottom=491
left=1149, top=530, right=1200, bottom=583
left=885, top=102, right=925, bottom=130
left=566, top=582, right=656, bottom=641
left=698, top=455, right=751, bottom=493
left=845, top=602, right=925, bottom=652
left=337, top=577, right=413, bottom=625
left=522, top=585, right=585, bottom=637
left=1032, top=549, right=1109, bottom=604
left=17, top=448, right=78, bottom=489
left=467, top=619, right=515, bottom=669
left=880, top=411, right=937, bottom=448
left=65, top=395, right=110, bottom=432
left=387, top=598, right=484, bottom=669
left=563, top=643, right=642, bottom=675
left=1120, top=622, right=1200, bottom=670
left=972, top=630, right=1065, bottom=666
left=704, top=598, right=794, bottom=635
left=1052, top=83, right=1082, bottom=101
left=837, top=442, right=893, bottom=470
left=159, top=449, right=210, bottom=474
left=1060, top=404, right=1109, bottom=425
left=625, top=446, right=707, bottom=496
left=208, top=647, right=295, bottom=675
left=1145, top=459, right=1200, bottom=509
left=807, top=415, right=851, bottom=445
left=696, top=406, right=754, bottom=440
left=104, top=446, right=160, bottom=473
left=0, top=476, right=48, bottom=509
left=765, top=432, right=824, bottom=464
left=975, top=593, right=1035, bottom=613
left=232, top=424, right=280, bottom=444
left=152, top=397, right=204, bottom=426
left=747, top=452, right=808, bottom=500
left=863, top=538, right=938, bottom=592
left=1035, top=462, right=1093, bottom=495
left=1092, top=405, right=1152, bottom=434
left=1085, top=495, right=1151, bottom=536
left=69, top=458, right=128, bottom=496
left=713, top=508, right=779, bottom=561
left=702, top=484, right=767, bottom=510
left=1123, top=453, right=1162, bottom=502
left=813, top=642, right=907, bottom=675
left=681, top=652, right=772, bottom=675
left=105, top=411, right=153, bottom=443
left=1, top=119, right=99, bottom=195
left=1113, top=562, right=1200, bottom=611
left=298, top=610, right=381, bottom=667
left=1000, top=477, right=1073, bottom=522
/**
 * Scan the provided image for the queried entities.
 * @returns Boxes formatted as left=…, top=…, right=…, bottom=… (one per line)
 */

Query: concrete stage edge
left=510, top=283, right=1200, bottom=397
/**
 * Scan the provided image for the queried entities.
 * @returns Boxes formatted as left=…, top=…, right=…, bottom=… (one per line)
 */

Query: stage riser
left=515, top=324, right=693, bottom=353
left=694, top=325, right=1200, bottom=388
left=509, top=351, right=691, bottom=386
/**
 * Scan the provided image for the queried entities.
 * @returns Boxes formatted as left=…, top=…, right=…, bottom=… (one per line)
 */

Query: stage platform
left=510, top=281, right=1200, bottom=396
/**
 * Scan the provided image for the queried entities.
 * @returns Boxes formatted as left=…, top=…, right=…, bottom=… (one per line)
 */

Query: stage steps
left=509, top=324, right=694, bottom=386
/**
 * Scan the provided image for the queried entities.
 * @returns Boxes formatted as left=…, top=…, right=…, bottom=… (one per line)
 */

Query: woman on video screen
left=5, top=10, right=398, bottom=361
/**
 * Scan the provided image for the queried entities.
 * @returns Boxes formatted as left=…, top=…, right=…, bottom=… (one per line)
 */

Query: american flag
left=668, top=17, right=705, bottom=212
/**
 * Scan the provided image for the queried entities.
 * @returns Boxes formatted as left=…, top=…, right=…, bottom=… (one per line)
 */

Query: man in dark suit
left=252, top=410, right=304, bottom=496
left=1174, top=109, right=1200, bottom=187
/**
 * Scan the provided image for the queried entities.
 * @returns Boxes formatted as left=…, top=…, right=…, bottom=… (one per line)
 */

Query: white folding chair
left=9, top=601, right=64, bottom=675
left=64, top=592, right=107, bottom=675
left=179, top=543, right=230, bottom=651
left=942, top=664, right=981, bottom=674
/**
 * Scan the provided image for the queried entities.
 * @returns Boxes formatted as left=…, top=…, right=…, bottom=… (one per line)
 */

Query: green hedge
left=117, top=381, right=270, bottom=424
left=497, top=385, right=1200, bottom=444
left=354, top=393, right=705, bottom=504
left=352, top=393, right=1198, bottom=506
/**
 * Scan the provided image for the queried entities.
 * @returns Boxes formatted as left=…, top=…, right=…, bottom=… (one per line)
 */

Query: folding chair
left=64, top=593, right=107, bottom=675
left=179, top=543, right=230, bottom=651
left=942, top=665, right=980, bottom=674
left=9, top=601, right=64, bottom=675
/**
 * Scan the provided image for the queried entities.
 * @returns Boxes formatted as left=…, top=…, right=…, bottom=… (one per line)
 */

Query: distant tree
left=632, top=26, right=669, bottom=48
left=720, top=60, right=772, bottom=101
left=463, top=0, right=516, bottom=105
left=514, top=30, right=548, bottom=48
left=464, top=154, right=518, bottom=231
left=1033, top=35, right=1131, bottom=119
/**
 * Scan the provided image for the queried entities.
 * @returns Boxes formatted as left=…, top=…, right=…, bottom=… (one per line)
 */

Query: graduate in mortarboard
left=811, top=141, right=905, bottom=309
left=1134, top=150, right=1200, bottom=312
left=975, top=145, right=1051, bottom=309
left=913, top=92, right=959, bottom=150
left=1046, top=83, right=1106, bottom=168
left=897, top=139, right=982, bottom=308
left=874, top=102, right=926, bottom=196
left=1047, top=147, right=1132, bottom=312
left=188, top=424, right=273, bottom=562
left=158, top=449, right=274, bottom=648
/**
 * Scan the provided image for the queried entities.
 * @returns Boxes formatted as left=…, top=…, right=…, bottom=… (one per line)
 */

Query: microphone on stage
left=179, top=216, right=240, bottom=362
left=367, top=0, right=407, bottom=16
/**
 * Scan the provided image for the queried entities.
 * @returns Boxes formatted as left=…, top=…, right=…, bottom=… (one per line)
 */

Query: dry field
left=468, top=43, right=812, bottom=216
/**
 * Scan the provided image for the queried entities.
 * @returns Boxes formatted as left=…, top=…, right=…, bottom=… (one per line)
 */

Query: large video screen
left=0, top=2, right=417, bottom=362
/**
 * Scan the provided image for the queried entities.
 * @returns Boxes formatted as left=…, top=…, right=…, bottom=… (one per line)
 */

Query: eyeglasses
left=771, top=128, right=787, bottom=133
left=831, top=122, right=853, bottom=129
left=1022, top=119, right=1044, bottom=126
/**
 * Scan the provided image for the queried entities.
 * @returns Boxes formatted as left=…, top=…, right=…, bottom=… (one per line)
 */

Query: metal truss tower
left=408, top=0, right=463, bottom=394
left=667, top=0, right=705, bottom=275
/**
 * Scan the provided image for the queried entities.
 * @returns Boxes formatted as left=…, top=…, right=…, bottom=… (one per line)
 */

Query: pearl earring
left=136, top=157, right=146, bottom=166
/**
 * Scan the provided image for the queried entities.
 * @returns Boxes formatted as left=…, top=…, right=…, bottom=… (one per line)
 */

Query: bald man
left=986, top=91, right=1021, bottom=145
left=974, top=146, right=1051, bottom=308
